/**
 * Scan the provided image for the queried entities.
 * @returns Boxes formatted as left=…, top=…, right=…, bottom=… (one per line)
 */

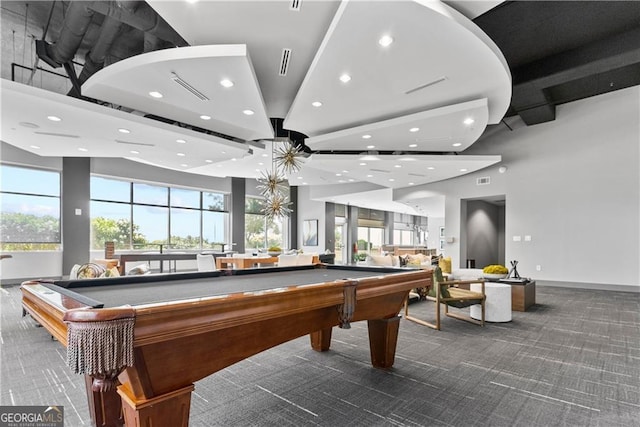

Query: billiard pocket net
left=66, top=317, right=135, bottom=378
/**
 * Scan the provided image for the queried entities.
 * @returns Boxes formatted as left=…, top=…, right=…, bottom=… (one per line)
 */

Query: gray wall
left=396, top=86, right=640, bottom=290
left=62, top=158, right=91, bottom=274
left=465, top=200, right=502, bottom=268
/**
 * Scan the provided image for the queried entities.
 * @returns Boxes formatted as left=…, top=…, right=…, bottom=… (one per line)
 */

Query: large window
left=0, top=165, right=61, bottom=250
left=90, top=176, right=229, bottom=251
left=357, top=226, right=384, bottom=255
left=244, top=196, right=284, bottom=250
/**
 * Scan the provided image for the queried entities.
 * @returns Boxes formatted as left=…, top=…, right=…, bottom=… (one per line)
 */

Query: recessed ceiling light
left=312, top=101, right=323, bottom=107
left=220, top=79, right=234, bottom=88
left=464, top=117, right=475, bottom=125
left=378, top=35, right=394, bottom=47
left=428, top=167, right=435, bottom=170
left=453, top=143, right=462, bottom=147
left=205, top=159, right=213, bottom=163
left=177, top=153, right=185, bottom=157
left=338, top=180, right=346, bottom=183
left=47, top=115, right=61, bottom=122
left=118, top=128, right=130, bottom=134
left=348, top=179, right=355, bottom=182
left=409, top=143, right=418, bottom=148
left=130, top=150, right=140, bottom=154
left=342, top=170, right=349, bottom=173
left=231, top=158, right=237, bottom=161
left=460, top=168, right=468, bottom=172
left=176, top=139, right=186, bottom=143
left=409, top=127, right=420, bottom=133
left=200, top=115, right=211, bottom=120
left=366, top=145, right=375, bottom=149
left=149, top=91, right=163, bottom=98
left=78, top=147, right=88, bottom=152
left=339, top=73, right=351, bottom=83
left=359, top=162, right=367, bottom=166
left=258, top=162, right=264, bottom=166
left=394, top=165, right=402, bottom=168
left=30, top=145, right=40, bottom=149
left=366, top=174, right=373, bottom=178
left=389, top=178, right=395, bottom=182
left=336, top=173, right=342, bottom=176
left=243, top=109, right=255, bottom=115
left=297, top=176, right=303, bottom=179
left=362, top=134, right=372, bottom=139
left=408, top=182, right=415, bottom=186
left=181, top=164, right=188, bottom=167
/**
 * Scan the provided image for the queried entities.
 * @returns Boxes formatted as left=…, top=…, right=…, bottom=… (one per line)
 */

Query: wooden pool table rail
left=21, top=268, right=431, bottom=427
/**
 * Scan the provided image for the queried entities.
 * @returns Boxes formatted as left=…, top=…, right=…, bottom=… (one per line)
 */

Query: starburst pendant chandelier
left=274, top=142, right=304, bottom=174
left=257, top=140, right=298, bottom=218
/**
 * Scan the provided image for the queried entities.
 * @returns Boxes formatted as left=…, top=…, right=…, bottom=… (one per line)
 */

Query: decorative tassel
left=66, top=317, right=135, bottom=376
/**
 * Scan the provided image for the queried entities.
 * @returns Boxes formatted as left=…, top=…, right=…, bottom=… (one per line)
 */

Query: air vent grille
left=279, top=49, right=291, bottom=76
left=170, top=72, right=209, bottom=101
left=115, top=140, right=155, bottom=147
left=477, top=176, right=491, bottom=185
left=405, top=76, right=447, bottom=95
left=290, top=0, right=301, bottom=11
left=34, top=131, right=79, bottom=138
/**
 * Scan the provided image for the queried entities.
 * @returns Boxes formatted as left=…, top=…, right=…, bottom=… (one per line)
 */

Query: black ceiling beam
left=511, top=26, right=640, bottom=125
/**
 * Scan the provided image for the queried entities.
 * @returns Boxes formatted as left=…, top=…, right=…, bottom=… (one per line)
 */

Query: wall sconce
left=498, top=166, right=508, bottom=174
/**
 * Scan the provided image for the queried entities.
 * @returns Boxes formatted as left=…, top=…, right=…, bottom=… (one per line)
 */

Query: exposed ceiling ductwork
left=35, top=0, right=187, bottom=97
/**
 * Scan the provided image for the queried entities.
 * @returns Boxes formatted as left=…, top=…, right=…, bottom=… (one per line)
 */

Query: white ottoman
left=470, top=282, right=512, bottom=322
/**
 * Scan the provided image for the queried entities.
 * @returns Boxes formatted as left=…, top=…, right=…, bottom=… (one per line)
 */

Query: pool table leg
left=84, top=375, right=124, bottom=427
left=310, top=327, right=333, bottom=351
left=117, top=384, right=194, bottom=427
left=367, top=316, right=401, bottom=369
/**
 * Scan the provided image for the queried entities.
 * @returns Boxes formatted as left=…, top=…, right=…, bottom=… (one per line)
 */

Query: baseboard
left=537, top=280, right=640, bottom=293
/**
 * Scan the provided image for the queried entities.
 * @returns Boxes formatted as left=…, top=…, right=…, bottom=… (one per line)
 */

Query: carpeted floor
left=1, top=284, right=639, bottom=426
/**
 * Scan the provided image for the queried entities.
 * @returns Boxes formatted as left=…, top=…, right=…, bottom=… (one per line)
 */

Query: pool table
left=21, top=264, right=431, bottom=427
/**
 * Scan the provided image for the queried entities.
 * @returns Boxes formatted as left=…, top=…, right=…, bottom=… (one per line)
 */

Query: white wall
left=296, top=185, right=327, bottom=253
left=397, top=87, right=640, bottom=290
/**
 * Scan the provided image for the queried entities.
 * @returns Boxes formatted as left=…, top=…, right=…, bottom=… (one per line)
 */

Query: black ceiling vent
left=279, top=49, right=291, bottom=76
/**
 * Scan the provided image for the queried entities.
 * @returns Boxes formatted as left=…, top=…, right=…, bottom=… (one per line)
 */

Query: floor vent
left=290, top=0, right=302, bottom=11
left=477, top=176, right=491, bottom=185
left=279, top=49, right=291, bottom=76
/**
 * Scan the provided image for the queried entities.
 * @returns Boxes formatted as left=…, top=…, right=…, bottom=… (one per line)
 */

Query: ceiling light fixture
left=47, top=115, right=61, bottom=122
left=311, top=101, right=323, bottom=107
left=200, top=115, right=211, bottom=120
left=460, top=168, right=468, bottom=172
left=339, top=73, right=351, bottom=83
left=177, top=153, right=185, bottom=157
left=409, top=127, right=420, bottom=133
left=118, top=128, right=130, bottom=134
left=181, top=164, right=188, bottom=167
left=220, top=79, right=234, bottom=88
left=378, top=35, right=394, bottom=47
left=78, top=147, right=88, bottom=152
left=409, top=143, right=418, bottom=148
left=130, top=150, right=140, bottom=154
left=148, top=91, right=163, bottom=98
left=30, top=145, right=40, bottom=149
left=362, top=134, right=372, bottom=139
left=243, top=109, right=255, bottom=115
left=205, top=160, right=213, bottom=163
left=176, top=139, right=186, bottom=143
left=366, top=145, right=375, bottom=149
left=464, top=117, right=475, bottom=125
left=453, top=143, right=462, bottom=147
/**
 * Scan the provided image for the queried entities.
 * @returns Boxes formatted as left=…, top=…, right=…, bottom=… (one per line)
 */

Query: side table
left=470, top=282, right=512, bottom=322
left=509, top=280, right=536, bottom=311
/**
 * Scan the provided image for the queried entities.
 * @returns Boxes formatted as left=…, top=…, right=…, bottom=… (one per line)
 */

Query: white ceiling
left=0, top=0, right=510, bottom=216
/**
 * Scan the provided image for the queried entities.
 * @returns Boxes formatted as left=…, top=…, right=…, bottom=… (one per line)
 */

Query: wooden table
left=21, top=265, right=431, bottom=427
left=509, top=280, right=536, bottom=311
left=216, top=255, right=279, bottom=269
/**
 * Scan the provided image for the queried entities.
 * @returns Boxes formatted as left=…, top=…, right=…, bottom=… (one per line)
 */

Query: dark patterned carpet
left=1, top=284, right=639, bottom=426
